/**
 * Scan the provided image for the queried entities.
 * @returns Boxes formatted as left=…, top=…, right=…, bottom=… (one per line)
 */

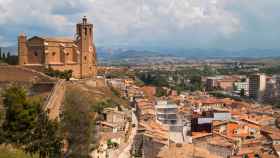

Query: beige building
left=18, top=17, right=97, bottom=79
left=249, top=74, right=266, bottom=100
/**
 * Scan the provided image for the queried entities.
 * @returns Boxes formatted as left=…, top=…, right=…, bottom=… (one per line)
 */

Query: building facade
left=155, top=100, right=177, bottom=125
left=234, top=80, right=249, bottom=96
left=18, top=17, right=97, bottom=79
left=249, top=74, right=266, bottom=100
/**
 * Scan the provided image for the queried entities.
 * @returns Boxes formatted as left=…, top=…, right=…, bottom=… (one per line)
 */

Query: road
left=117, top=110, right=138, bottom=158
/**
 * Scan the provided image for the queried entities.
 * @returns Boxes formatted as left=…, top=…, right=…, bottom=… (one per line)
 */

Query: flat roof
left=156, top=103, right=177, bottom=109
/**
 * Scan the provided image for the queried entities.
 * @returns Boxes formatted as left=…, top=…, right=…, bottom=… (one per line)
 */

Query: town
left=98, top=63, right=280, bottom=158
left=4, top=55, right=280, bottom=158
left=1, top=1, right=280, bottom=158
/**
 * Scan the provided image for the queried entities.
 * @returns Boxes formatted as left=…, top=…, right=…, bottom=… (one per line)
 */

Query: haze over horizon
left=0, top=0, right=280, bottom=52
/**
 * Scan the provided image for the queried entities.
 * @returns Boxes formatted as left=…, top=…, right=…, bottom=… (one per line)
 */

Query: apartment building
left=155, top=100, right=177, bottom=125
left=249, top=73, right=266, bottom=101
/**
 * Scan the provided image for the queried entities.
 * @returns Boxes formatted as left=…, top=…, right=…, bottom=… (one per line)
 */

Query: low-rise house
left=104, top=108, right=126, bottom=123
left=267, top=133, right=280, bottom=145
left=93, top=132, right=125, bottom=158
left=192, top=110, right=231, bottom=133
left=206, top=76, right=240, bottom=91
left=273, top=144, right=280, bottom=157
left=101, top=107, right=127, bottom=132
left=239, top=114, right=275, bottom=127
left=190, top=98, right=230, bottom=111
left=157, top=143, right=222, bottom=158
left=140, top=86, right=156, bottom=98
left=207, top=135, right=236, bottom=158
left=99, top=121, right=119, bottom=133
left=124, top=79, right=134, bottom=87
left=135, top=99, right=155, bottom=121
left=226, top=121, right=261, bottom=140
left=192, top=132, right=213, bottom=148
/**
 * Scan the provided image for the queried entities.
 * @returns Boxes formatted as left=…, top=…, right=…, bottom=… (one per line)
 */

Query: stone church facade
left=18, top=17, right=97, bottom=79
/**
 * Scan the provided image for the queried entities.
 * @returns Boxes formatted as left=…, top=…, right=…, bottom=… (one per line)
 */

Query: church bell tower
left=18, top=32, right=28, bottom=65
left=76, top=16, right=97, bottom=78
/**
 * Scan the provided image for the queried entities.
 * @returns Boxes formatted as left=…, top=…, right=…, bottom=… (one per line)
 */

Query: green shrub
left=45, top=68, right=72, bottom=80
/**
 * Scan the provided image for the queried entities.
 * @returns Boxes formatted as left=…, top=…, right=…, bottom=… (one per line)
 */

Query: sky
left=0, top=0, right=280, bottom=51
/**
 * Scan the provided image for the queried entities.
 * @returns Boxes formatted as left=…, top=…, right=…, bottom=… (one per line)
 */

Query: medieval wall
left=51, top=64, right=81, bottom=78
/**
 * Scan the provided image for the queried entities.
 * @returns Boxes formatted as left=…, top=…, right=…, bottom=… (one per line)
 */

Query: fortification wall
left=43, top=79, right=66, bottom=120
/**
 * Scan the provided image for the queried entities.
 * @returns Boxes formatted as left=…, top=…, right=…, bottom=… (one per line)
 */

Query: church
left=18, top=17, right=97, bottom=79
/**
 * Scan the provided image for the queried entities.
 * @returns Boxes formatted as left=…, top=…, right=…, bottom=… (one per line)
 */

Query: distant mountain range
left=97, top=47, right=280, bottom=60
left=2, top=46, right=280, bottom=60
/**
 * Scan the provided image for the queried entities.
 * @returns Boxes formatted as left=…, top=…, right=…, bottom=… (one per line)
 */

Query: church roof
left=42, top=37, right=74, bottom=43
left=28, top=36, right=74, bottom=43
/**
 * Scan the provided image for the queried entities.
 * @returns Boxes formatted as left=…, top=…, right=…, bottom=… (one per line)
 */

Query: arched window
left=52, top=52, right=56, bottom=56
left=34, top=51, right=38, bottom=56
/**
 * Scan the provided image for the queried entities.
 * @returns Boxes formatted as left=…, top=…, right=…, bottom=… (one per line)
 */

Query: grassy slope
left=67, top=79, right=128, bottom=108
left=0, top=146, right=38, bottom=158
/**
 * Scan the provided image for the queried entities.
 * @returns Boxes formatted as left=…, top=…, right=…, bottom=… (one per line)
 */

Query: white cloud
left=0, top=0, right=279, bottom=50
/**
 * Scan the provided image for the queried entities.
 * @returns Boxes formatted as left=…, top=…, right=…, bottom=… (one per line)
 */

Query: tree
left=240, top=89, right=245, bottom=96
left=2, top=53, right=6, bottom=60
left=156, top=87, right=167, bottom=97
left=243, top=154, right=249, bottom=158
left=91, top=99, right=115, bottom=114
left=61, top=88, right=94, bottom=157
left=1, top=86, right=39, bottom=145
left=1, top=86, right=62, bottom=158
left=7, top=52, right=10, bottom=59
left=45, top=68, right=72, bottom=80
left=136, top=72, right=169, bottom=87
left=0, top=47, right=2, bottom=60
left=25, top=111, right=62, bottom=158
left=189, top=76, right=203, bottom=91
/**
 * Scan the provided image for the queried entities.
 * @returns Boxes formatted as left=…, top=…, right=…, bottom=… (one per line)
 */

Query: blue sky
left=0, top=0, right=280, bottom=51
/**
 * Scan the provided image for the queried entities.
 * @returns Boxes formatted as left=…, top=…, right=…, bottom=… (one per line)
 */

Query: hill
left=2, top=46, right=280, bottom=61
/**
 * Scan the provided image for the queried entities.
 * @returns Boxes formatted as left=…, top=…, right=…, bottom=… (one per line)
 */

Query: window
left=84, top=56, right=87, bottom=60
left=52, top=52, right=56, bottom=56
left=34, top=51, right=38, bottom=56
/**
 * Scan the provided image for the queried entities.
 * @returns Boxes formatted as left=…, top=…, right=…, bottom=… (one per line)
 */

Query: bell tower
left=18, top=32, right=28, bottom=65
left=76, top=16, right=97, bottom=78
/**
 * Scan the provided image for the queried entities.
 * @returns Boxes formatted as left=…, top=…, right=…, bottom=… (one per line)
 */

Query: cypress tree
left=7, top=52, right=10, bottom=58
left=2, top=52, right=6, bottom=60
left=6, top=52, right=10, bottom=63
left=0, top=47, right=2, bottom=60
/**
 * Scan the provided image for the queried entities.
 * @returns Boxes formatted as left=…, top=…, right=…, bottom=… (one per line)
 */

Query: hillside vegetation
left=60, top=79, right=128, bottom=157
